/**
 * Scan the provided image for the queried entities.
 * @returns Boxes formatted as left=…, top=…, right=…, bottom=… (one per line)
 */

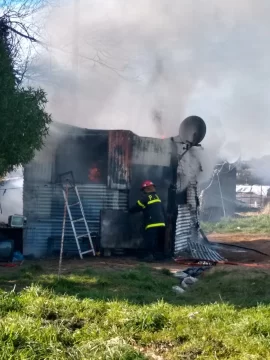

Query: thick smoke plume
left=28, top=0, right=270, bottom=182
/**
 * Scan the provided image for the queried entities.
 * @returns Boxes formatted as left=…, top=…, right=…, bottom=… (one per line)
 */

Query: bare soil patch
left=208, top=233, right=270, bottom=263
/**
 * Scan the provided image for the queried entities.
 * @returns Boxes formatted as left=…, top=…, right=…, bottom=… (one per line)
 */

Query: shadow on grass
left=40, top=266, right=182, bottom=305
left=1, top=263, right=270, bottom=307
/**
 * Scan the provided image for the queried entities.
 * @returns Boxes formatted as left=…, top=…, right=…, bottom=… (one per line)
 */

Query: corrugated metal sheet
left=187, top=242, right=224, bottom=262
left=108, top=130, right=132, bottom=190
left=173, top=181, right=224, bottom=261
left=174, top=150, right=197, bottom=256
left=132, top=136, right=171, bottom=166
left=174, top=160, right=224, bottom=261
left=174, top=205, right=191, bottom=254
left=187, top=181, right=199, bottom=243
left=23, top=184, right=128, bottom=257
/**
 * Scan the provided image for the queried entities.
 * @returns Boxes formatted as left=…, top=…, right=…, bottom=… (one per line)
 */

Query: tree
left=0, top=10, right=51, bottom=176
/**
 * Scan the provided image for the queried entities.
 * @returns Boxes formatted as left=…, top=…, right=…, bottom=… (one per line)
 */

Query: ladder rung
left=72, top=218, right=84, bottom=223
left=69, top=202, right=80, bottom=207
left=76, top=233, right=89, bottom=239
left=81, top=250, right=94, bottom=255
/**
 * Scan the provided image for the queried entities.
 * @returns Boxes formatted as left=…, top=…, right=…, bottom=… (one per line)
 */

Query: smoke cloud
left=27, top=0, right=270, bottom=182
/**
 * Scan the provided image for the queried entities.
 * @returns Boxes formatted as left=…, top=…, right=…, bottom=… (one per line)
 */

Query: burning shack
left=22, top=116, right=221, bottom=260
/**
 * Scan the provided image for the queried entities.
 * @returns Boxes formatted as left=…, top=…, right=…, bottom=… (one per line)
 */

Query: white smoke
left=26, top=0, right=270, bottom=182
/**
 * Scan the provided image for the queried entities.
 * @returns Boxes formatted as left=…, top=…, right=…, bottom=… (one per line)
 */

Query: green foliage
left=202, top=214, right=270, bottom=234
left=1, top=265, right=270, bottom=359
left=0, top=27, right=51, bottom=176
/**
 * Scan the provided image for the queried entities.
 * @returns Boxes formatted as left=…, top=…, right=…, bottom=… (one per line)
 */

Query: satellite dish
left=179, top=116, right=206, bottom=146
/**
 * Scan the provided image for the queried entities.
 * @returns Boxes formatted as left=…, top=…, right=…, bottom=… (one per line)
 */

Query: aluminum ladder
left=58, top=171, right=95, bottom=259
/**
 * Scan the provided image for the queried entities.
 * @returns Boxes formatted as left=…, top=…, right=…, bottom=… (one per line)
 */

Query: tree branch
left=5, top=24, right=40, bottom=43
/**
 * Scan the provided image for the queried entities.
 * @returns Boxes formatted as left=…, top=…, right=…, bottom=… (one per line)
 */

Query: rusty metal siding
left=132, top=136, right=171, bottom=166
left=23, top=184, right=128, bottom=258
left=108, top=130, right=132, bottom=190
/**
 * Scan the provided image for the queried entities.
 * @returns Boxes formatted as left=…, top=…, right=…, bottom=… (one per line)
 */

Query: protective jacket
left=129, top=192, right=166, bottom=230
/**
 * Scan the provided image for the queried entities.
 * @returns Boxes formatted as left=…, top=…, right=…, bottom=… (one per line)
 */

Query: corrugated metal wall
left=174, top=177, right=224, bottom=261
left=174, top=205, right=191, bottom=254
left=187, top=180, right=200, bottom=243
left=23, top=184, right=128, bottom=257
left=174, top=181, right=199, bottom=254
left=108, top=130, right=132, bottom=190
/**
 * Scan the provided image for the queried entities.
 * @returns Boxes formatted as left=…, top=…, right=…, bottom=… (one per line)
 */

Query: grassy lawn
left=1, top=263, right=270, bottom=359
left=201, top=214, right=270, bottom=234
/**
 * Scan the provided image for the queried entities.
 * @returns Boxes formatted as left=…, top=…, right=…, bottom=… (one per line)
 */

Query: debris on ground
left=172, top=265, right=212, bottom=294
left=12, top=251, right=24, bottom=263
left=0, top=251, right=24, bottom=267
left=172, top=285, right=185, bottom=294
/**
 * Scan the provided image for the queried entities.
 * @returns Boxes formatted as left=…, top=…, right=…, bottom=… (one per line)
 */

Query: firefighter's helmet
left=141, top=180, right=155, bottom=190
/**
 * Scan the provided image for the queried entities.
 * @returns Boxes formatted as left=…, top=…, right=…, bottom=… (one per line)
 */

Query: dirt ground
left=208, top=233, right=270, bottom=263
left=2, top=233, right=270, bottom=275
left=0, top=257, right=186, bottom=277
left=27, top=234, right=270, bottom=272
left=47, top=257, right=185, bottom=273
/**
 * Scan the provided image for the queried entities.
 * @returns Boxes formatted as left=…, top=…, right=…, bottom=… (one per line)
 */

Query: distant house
left=236, top=185, right=270, bottom=209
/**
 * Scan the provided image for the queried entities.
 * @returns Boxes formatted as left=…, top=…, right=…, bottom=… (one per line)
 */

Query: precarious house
left=22, top=118, right=222, bottom=261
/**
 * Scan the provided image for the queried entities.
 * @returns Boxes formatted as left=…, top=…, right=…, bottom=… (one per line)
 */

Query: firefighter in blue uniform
left=129, top=180, right=166, bottom=261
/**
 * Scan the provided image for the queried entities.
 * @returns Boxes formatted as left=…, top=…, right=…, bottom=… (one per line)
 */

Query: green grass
left=201, top=214, right=270, bottom=234
left=1, top=263, right=270, bottom=359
